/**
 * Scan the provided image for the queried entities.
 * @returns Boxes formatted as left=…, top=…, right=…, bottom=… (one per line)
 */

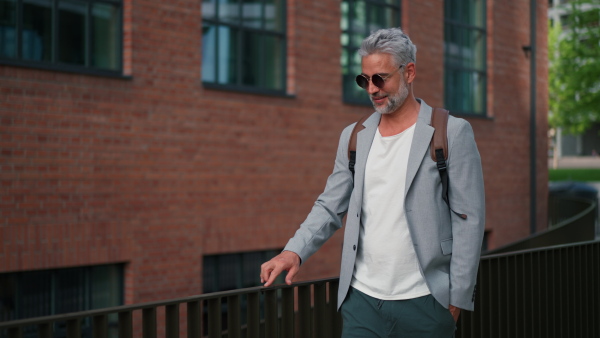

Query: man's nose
left=367, top=81, right=380, bottom=95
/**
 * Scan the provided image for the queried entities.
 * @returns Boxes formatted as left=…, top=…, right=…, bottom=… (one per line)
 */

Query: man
left=260, top=28, right=485, bottom=337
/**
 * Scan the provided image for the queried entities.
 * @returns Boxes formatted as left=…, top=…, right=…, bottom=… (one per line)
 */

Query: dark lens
left=355, top=75, right=368, bottom=89
left=372, top=74, right=385, bottom=88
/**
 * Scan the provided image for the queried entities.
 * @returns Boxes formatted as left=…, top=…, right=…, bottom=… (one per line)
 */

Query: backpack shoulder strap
left=348, top=114, right=370, bottom=177
left=430, top=108, right=449, bottom=162
left=430, top=108, right=467, bottom=220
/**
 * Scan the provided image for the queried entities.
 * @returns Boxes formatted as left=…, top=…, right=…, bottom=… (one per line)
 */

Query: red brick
left=0, top=0, right=548, bottom=312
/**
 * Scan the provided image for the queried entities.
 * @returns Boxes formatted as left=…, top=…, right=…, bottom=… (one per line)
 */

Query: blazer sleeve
left=446, top=119, right=485, bottom=311
left=283, top=124, right=355, bottom=264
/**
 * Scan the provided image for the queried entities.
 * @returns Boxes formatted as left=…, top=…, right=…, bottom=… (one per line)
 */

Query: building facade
left=0, top=0, right=548, bottom=319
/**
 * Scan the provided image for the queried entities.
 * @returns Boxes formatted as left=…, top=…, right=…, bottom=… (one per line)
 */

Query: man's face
left=360, top=53, right=408, bottom=115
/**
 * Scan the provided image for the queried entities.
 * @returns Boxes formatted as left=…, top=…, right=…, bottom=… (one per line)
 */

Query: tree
left=548, top=1, right=600, bottom=135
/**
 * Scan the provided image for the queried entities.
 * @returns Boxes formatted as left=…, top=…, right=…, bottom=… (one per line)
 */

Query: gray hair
left=358, top=28, right=417, bottom=67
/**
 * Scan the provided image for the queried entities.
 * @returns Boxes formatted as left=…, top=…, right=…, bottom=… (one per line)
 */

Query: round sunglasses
left=355, top=64, right=405, bottom=89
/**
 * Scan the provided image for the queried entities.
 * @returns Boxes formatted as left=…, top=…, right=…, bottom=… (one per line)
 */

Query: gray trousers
left=341, top=287, right=456, bottom=338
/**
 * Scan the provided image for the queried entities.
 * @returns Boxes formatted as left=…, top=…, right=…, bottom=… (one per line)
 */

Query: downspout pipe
left=529, top=0, right=537, bottom=235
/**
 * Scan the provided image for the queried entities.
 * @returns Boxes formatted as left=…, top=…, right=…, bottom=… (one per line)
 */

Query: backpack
left=347, top=108, right=467, bottom=219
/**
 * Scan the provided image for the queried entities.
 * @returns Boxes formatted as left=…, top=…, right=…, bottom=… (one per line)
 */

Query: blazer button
left=353, top=245, right=356, bottom=251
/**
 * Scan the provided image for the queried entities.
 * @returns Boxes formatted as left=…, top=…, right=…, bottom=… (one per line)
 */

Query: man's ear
left=405, top=62, right=416, bottom=84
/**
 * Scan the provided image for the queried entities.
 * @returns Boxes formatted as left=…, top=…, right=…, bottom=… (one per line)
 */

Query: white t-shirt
left=351, top=124, right=431, bottom=300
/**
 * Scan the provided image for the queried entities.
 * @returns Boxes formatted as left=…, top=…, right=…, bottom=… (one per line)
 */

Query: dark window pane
left=264, top=0, right=283, bottom=31
left=263, top=34, right=283, bottom=90
left=242, top=252, right=263, bottom=288
left=0, top=0, right=16, bottom=58
left=203, top=255, right=217, bottom=293
left=340, top=1, right=349, bottom=31
left=217, top=254, right=240, bottom=291
left=58, top=0, right=87, bottom=65
left=242, top=0, right=261, bottom=29
left=444, top=0, right=486, bottom=115
left=201, top=0, right=285, bottom=91
left=0, top=273, right=17, bottom=321
left=241, top=31, right=260, bottom=86
left=202, top=23, right=217, bottom=82
left=91, top=265, right=121, bottom=308
left=202, top=0, right=216, bottom=19
left=92, top=2, right=120, bottom=70
left=217, top=25, right=239, bottom=85
left=218, top=0, right=239, bottom=24
left=55, top=268, right=86, bottom=313
left=22, top=0, right=52, bottom=62
left=19, top=270, right=52, bottom=318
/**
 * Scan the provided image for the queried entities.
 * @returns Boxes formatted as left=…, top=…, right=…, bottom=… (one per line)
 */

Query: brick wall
left=0, top=0, right=548, bottom=306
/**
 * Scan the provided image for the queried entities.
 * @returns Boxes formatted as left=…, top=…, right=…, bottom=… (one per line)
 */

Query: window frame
left=443, top=0, right=487, bottom=117
left=341, top=0, right=402, bottom=105
left=201, top=0, right=288, bottom=96
left=0, top=0, right=124, bottom=77
left=0, top=264, right=124, bottom=324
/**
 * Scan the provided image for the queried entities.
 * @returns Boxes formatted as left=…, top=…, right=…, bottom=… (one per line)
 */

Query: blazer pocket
left=440, top=238, right=453, bottom=255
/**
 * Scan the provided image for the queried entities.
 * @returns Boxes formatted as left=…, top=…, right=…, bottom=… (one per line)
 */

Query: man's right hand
left=260, top=251, right=301, bottom=287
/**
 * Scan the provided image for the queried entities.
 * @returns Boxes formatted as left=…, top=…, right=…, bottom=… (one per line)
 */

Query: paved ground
left=549, top=156, right=600, bottom=169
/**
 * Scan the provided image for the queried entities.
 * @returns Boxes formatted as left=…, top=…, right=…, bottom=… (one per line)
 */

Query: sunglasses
left=355, top=65, right=405, bottom=89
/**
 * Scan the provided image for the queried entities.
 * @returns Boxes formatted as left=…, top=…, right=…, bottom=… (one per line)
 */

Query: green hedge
left=548, top=169, right=600, bottom=182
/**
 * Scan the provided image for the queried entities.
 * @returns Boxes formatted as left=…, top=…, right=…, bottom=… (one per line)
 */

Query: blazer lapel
left=352, top=112, right=380, bottom=202
left=405, top=101, right=434, bottom=196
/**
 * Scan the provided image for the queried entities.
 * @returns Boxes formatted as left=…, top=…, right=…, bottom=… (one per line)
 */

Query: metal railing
left=488, top=196, right=597, bottom=255
left=2, top=241, right=600, bottom=337
left=458, top=240, right=600, bottom=338
left=0, top=278, right=342, bottom=338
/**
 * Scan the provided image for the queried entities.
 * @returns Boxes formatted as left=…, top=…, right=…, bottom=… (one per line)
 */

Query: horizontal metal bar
left=0, top=277, right=341, bottom=329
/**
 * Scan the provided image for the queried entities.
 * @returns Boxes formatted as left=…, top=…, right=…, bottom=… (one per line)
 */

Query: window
left=202, top=250, right=282, bottom=335
left=201, top=0, right=286, bottom=94
left=0, top=264, right=123, bottom=336
left=341, top=0, right=401, bottom=104
left=0, top=0, right=122, bottom=75
left=203, top=249, right=282, bottom=293
left=444, top=0, right=487, bottom=115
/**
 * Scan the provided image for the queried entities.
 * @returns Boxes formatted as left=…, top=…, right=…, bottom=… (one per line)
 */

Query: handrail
left=0, top=277, right=338, bottom=329
left=485, top=195, right=597, bottom=255
left=2, top=240, right=600, bottom=338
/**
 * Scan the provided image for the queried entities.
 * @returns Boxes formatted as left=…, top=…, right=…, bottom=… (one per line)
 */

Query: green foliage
left=549, top=168, right=600, bottom=181
left=548, top=1, right=600, bottom=135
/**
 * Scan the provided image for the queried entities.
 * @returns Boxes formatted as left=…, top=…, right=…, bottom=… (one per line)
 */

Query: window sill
left=0, top=59, right=131, bottom=80
left=450, top=111, right=494, bottom=121
left=202, top=82, right=296, bottom=99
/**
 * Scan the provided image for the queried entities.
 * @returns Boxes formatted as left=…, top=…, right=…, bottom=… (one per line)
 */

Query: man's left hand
left=449, top=305, right=461, bottom=322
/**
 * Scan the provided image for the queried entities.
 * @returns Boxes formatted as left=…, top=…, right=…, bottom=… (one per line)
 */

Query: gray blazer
left=284, top=99, right=485, bottom=311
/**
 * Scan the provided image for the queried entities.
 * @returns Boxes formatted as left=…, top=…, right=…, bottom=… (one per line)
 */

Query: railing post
left=314, top=282, right=328, bottom=338
left=118, top=311, right=133, bottom=338
left=298, top=285, right=312, bottom=338
left=227, top=295, right=241, bottom=338
left=329, top=280, right=342, bottom=338
left=165, top=304, right=179, bottom=338
left=92, top=315, right=108, bottom=338
left=264, top=289, right=278, bottom=338
left=187, top=301, right=201, bottom=338
left=7, top=327, right=21, bottom=338
left=38, top=322, right=52, bottom=338
left=281, top=288, right=294, bottom=338
left=207, top=298, right=221, bottom=338
left=66, top=319, right=81, bottom=338
left=246, top=292, right=260, bottom=338
left=142, top=308, right=157, bottom=338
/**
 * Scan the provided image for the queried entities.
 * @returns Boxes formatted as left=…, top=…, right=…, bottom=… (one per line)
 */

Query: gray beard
left=372, top=82, right=409, bottom=115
